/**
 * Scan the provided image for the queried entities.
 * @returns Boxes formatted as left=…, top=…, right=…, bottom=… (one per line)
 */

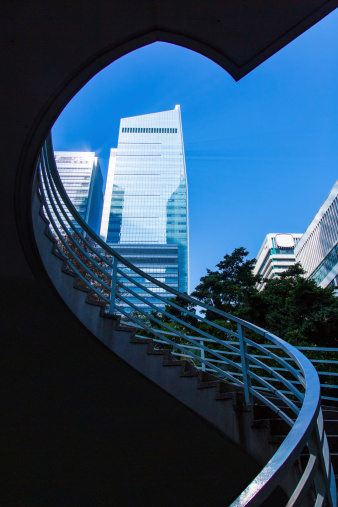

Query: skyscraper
left=100, top=106, right=189, bottom=310
left=54, top=151, right=103, bottom=234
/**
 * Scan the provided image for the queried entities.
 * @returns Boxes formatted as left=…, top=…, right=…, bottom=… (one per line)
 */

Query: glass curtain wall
left=54, top=151, right=103, bottom=234
left=101, top=106, right=189, bottom=311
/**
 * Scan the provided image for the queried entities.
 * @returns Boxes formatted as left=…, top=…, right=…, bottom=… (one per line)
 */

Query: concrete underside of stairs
left=0, top=277, right=287, bottom=506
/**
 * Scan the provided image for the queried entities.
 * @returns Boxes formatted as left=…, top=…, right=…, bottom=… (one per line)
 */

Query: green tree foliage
left=248, top=263, right=338, bottom=347
left=163, top=294, right=198, bottom=328
left=147, top=294, right=198, bottom=343
left=191, top=249, right=338, bottom=347
left=191, top=247, right=260, bottom=321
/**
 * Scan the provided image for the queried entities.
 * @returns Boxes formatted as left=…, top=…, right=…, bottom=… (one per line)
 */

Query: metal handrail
left=35, top=135, right=337, bottom=506
left=131, top=330, right=338, bottom=400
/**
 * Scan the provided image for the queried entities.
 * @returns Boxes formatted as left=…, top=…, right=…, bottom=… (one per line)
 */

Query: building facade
left=253, top=233, right=303, bottom=291
left=54, top=151, right=103, bottom=234
left=295, top=180, right=338, bottom=288
left=100, top=106, right=189, bottom=311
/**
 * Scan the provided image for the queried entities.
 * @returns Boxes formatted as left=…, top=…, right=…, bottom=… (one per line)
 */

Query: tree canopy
left=247, top=263, right=338, bottom=347
left=191, top=248, right=338, bottom=347
left=191, top=247, right=260, bottom=320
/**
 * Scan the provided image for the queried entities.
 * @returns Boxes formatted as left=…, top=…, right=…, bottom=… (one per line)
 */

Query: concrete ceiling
left=0, top=0, right=337, bottom=280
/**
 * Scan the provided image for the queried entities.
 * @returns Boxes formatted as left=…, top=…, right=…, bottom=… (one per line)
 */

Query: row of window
left=66, top=190, right=90, bottom=195
left=119, top=267, right=178, bottom=274
left=118, top=283, right=178, bottom=293
left=122, top=127, right=178, bottom=134
left=271, top=247, right=295, bottom=255
left=114, top=248, right=178, bottom=256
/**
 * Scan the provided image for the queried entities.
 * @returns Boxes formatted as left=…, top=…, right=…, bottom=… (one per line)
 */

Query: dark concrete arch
left=3, top=0, right=336, bottom=282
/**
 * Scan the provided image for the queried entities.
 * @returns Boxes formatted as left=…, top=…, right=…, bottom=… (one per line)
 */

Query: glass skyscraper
left=100, top=106, right=189, bottom=310
left=54, top=151, right=103, bottom=234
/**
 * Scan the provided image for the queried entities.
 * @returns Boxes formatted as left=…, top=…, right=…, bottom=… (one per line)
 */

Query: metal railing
left=125, top=332, right=338, bottom=404
left=36, top=135, right=337, bottom=506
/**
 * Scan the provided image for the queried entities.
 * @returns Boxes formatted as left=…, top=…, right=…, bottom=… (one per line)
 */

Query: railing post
left=309, top=410, right=336, bottom=507
left=109, top=256, right=118, bottom=314
left=200, top=340, right=206, bottom=371
left=237, top=323, right=252, bottom=405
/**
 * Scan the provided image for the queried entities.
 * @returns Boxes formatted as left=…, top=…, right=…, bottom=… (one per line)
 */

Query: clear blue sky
left=52, top=8, right=338, bottom=293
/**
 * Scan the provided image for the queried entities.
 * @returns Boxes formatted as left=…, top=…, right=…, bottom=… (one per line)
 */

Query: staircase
left=32, top=186, right=295, bottom=505
left=253, top=399, right=338, bottom=497
left=325, top=411, right=338, bottom=486
left=32, top=137, right=337, bottom=506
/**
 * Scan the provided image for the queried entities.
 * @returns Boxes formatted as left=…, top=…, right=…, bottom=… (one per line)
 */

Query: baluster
left=109, top=256, right=118, bottom=314
left=309, top=410, right=335, bottom=507
left=238, top=323, right=252, bottom=405
left=200, top=340, right=206, bottom=371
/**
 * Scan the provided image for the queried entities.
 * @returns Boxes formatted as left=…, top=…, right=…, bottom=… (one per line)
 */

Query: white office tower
left=254, top=233, right=303, bottom=291
left=100, top=106, right=189, bottom=311
left=295, top=180, right=338, bottom=288
left=54, top=151, right=103, bottom=234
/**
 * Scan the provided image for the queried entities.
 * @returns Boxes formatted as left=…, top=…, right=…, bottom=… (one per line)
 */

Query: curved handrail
left=42, top=137, right=264, bottom=332
left=35, top=135, right=337, bottom=506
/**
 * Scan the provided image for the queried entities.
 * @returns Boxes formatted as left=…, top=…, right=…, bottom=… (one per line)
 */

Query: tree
left=249, top=263, right=338, bottom=347
left=191, top=248, right=338, bottom=347
left=146, top=294, right=198, bottom=339
left=163, top=294, right=198, bottom=328
left=191, top=247, right=260, bottom=320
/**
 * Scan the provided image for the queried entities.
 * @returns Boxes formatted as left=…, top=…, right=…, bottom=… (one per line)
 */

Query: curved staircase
left=31, top=136, right=337, bottom=506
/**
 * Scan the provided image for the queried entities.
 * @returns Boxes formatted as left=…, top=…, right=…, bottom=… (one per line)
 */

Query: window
left=120, top=126, right=178, bottom=133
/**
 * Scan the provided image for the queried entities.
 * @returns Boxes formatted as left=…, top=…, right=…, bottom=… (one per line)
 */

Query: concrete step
left=269, top=418, right=290, bottom=436
left=252, top=403, right=295, bottom=422
left=179, top=360, right=199, bottom=377
left=322, top=408, right=338, bottom=420
left=324, top=420, right=338, bottom=435
left=327, top=436, right=338, bottom=454
left=197, top=371, right=218, bottom=389
left=268, top=435, right=285, bottom=444
left=330, top=453, right=338, bottom=472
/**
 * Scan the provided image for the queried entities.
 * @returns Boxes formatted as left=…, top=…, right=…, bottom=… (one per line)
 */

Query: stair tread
left=41, top=209, right=338, bottom=496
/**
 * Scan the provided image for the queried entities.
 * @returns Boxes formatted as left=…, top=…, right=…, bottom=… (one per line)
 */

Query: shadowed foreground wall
left=0, top=277, right=288, bottom=506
